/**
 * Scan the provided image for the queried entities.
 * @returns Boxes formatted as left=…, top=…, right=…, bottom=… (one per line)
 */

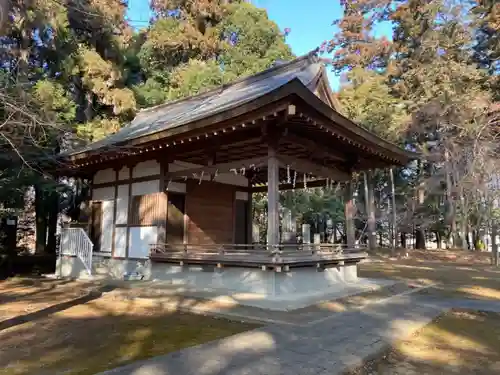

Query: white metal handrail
left=60, top=228, right=94, bottom=275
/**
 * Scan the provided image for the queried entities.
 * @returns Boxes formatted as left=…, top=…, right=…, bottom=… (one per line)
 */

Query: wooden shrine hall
left=57, top=52, right=415, bottom=304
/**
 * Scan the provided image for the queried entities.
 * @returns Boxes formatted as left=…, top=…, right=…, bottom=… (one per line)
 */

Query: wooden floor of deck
left=149, top=244, right=367, bottom=271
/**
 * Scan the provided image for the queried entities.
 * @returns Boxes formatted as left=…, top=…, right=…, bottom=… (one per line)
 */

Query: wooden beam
left=165, top=156, right=268, bottom=180
left=277, top=154, right=350, bottom=181
left=282, top=132, right=346, bottom=162
left=251, top=178, right=334, bottom=192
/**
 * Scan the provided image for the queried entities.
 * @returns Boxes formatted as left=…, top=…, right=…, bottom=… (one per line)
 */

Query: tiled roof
left=67, top=52, right=323, bottom=155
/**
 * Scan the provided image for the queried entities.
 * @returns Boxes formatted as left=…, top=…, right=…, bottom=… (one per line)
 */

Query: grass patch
left=359, top=259, right=500, bottom=301
left=347, top=309, right=500, bottom=375
left=0, top=295, right=259, bottom=375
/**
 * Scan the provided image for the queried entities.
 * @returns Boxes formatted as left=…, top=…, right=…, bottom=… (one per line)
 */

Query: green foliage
left=132, top=77, right=170, bottom=108
left=328, top=0, right=499, bottom=249
left=76, top=118, right=122, bottom=142
left=216, top=2, right=294, bottom=76
left=338, top=68, right=408, bottom=142
left=167, top=59, right=232, bottom=100
left=132, top=1, right=293, bottom=109
left=33, top=80, right=76, bottom=124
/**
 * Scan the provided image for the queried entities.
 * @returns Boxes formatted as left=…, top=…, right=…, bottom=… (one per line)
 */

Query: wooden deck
left=149, top=243, right=368, bottom=271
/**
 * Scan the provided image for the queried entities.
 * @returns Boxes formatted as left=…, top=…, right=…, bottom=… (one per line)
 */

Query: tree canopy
left=0, top=0, right=293, bottom=256
left=0, top=0, right=498, bottom=257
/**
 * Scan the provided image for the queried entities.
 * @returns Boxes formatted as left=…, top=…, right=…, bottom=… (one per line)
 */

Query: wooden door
left=91, top=202, right=103, bottom=252
left=234, top=200, right=248, bottom=244
left=166, top=193, right=185, bottom=245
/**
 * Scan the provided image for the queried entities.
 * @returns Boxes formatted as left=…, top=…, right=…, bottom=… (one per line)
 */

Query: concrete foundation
left=56, top=255, right=371, bottom=310
left=57, top=255, right=150, bottom=280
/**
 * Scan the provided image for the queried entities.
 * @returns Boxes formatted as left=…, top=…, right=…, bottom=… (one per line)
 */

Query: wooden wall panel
left=130, top=192, right=167, bottom=226
left=166, top=192, right=185, bottom=245
left=185, top=181, right=236, bottom=245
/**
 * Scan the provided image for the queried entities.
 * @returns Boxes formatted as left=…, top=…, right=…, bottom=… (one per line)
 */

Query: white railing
left=60, top=228, right=94, bottom=275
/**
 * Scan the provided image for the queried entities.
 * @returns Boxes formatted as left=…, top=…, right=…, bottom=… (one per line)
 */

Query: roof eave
left=66, top=77, right=418, bottom=169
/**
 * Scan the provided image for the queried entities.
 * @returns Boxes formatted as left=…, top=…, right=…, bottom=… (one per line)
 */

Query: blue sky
left=126, top=0, right=392, bottom=91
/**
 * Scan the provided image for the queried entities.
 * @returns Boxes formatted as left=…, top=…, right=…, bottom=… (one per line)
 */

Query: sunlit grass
left=359, top=259, right=500, bottom=301
left=347, top=310, right=500, bottom=375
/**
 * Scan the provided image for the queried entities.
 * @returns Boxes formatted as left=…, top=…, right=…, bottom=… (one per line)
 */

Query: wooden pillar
left=247, top=179, right=253, bottom=245
left=111, top=168, right=119, bottom=257
left=365, top=171, right=377, bottom=250
left=267, top=146, right=280, bottom=248
left=125, top=165, right=134, bottom=258
left=157, top=161, right=168, bottom=245
left=389, top=168, right=398, bottom=250
left=344, top=180, right=355, bottom=247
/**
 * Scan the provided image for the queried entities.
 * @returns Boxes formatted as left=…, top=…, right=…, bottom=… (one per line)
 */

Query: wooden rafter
left=277, top=154, right=351, bottom=181
left=281, top=132, right=346, bottom=162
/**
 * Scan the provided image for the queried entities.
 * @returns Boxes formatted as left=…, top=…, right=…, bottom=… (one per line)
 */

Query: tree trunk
left=0, top=217, right=17, bottom=278
left=364, top=172, right=376, bottom=250
left=435, top=231, right=442, bottom=249
left=444, top=150, right=459, bottom=248
left=84, top=91, right=94, bottom=123
left=465, top=230, right=471, bottom=251
left=46, top=191, right=58, bottom=254
left=34, top=185, right=47, bottom=254
left=400, top=232, right=407, bottom=248
left=472, top=229, right=479, bottom=251
left=415, top=227, right=426, bottom=249
left=492, top=223, right=499, bottom=267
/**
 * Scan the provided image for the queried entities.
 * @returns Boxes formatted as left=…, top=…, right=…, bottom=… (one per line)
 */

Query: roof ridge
left=136, top=50, right=321, bottom=117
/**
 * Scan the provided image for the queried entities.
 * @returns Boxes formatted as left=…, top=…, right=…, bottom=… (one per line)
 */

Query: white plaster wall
left=101, top=200, right=114, bottom=253
left=129, top=226, right=157, bottom=259
left=168, top=160, right=248, bottom=187
left=133, top=160, right=160, bottom=178
left=131, top=180, right=160, bottom=196
left=116, top=185, right=129, bottom=224
left=114, top=227, right=128, bottom=258
left=93, top=168, right=115, bottom=184
left=92, top=186, right=115, bottom=201
left=118, top=166, right=130, bottom=180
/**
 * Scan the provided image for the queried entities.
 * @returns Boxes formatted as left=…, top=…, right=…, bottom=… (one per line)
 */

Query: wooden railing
left=60, top=228, right=94, bottom=275
left=151, top=242, right=366, bottom=253
left=149, top=243, right=367, bottom=269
